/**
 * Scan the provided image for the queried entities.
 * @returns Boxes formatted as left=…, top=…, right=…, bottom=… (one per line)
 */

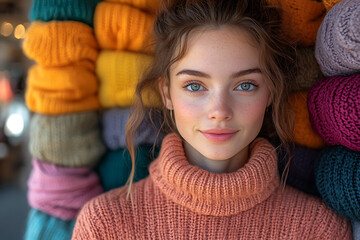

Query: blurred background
left=0, top=0, right=33, bottom=239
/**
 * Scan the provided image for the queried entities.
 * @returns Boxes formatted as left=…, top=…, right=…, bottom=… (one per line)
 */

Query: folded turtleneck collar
left=150, top=133, right=280, bottom=216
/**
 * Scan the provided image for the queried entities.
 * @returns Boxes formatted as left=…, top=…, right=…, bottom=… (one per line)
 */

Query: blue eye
left=186, top=83, right=204, bottom=92
left=237, top=83, right=255, bottom=91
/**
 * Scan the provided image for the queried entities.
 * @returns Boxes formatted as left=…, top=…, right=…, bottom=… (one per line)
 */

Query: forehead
left=171, top=25, right=261, bottom=74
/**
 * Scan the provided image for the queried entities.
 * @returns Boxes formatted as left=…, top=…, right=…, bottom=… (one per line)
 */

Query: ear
left=266, top=94, right=272, bottom=107
left=158, top=78, right=173, bottom=110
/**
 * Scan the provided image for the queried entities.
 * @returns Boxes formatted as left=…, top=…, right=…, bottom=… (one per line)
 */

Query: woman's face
left=161, top=25, right=271, bottom=163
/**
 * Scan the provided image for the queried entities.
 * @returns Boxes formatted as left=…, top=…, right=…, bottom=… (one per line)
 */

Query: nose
left=207, top=91, right=233, bottom=121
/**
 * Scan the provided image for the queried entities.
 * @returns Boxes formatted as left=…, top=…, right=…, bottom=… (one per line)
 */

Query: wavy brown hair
left=125, top=0, right=296, bottom=198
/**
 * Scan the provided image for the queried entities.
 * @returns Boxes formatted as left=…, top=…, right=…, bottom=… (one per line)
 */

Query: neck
left=184, top=141, right=249, bottom=173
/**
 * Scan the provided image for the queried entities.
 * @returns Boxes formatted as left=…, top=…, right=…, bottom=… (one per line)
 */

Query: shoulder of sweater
left=269, top=186, right=352, bottom=239
left=89, top=177, right=150, bottom=211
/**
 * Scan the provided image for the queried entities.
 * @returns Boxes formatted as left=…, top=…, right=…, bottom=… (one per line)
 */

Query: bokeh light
left=0, top=22, right=14, bottom=37
left=14, top=24, right=26, bottom=39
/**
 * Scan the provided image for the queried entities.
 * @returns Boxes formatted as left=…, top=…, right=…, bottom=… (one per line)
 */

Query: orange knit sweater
left=72, top=134, right=352, bottom=239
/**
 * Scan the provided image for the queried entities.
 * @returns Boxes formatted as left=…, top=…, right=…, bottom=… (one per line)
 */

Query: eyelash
left=235, top=81, right=258, bottom=91
left=183, top=80, right=258, bottom=93
left=183, top=81, right=206, bottom=93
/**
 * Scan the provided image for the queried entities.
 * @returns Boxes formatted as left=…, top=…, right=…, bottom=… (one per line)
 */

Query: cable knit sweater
left=72, top=134, right=352, bottom=239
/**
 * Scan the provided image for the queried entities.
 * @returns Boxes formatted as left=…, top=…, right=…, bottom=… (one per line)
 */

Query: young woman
left=72, top=0, right=352, bottom=239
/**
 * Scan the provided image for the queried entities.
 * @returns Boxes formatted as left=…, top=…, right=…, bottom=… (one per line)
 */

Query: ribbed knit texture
left=278, top=144, right=320, bottom=196
left=97, top=50, right=162, bottom=108
left=72, top=134, right=352, bottom=239
left=106, top=0, right=161, bottom=13
left=29, top=112, right=106, bottom=168
left=29, top=0, right=101, bottom=26
left=96, top=145, right=159, bottom=191
left=152, top=135, right=280, bottom=216
left=23, top=21, right=99, bottom=67
left=28, top=158, right=104, bottom=220
left=94, top=2, right=154, bottom=53
left=353, top=221, right=360, bottom=240
left=314, top=146, right=360, bottom=221
left=308, top=74, right=360, bottom=151
left=102, top=108, right=166, bottom=149
left=322, top=0, right=342, bottom=11
left=291, top=46, right=324, bottom=92
left=266, top=0, right=325, bottom=46
left=289, top=91, right=325, bottom=149
left=24, top=208, right=75, bottom=240
left=315, top=0, right=360, bottom=77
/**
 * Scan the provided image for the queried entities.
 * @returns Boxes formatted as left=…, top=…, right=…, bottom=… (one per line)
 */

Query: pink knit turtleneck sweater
left=72, top=134, right=352, bottom=239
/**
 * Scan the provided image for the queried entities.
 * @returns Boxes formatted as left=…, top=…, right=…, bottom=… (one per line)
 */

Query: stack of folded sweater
left=22, top=0, right=168, bottom=238
left=22, top=0, right=105, bottom=239
left=311, top=0, right=359, bottom=237
left=269, top=0, right=359, bottom=238
left=92, top=0, right=166, bottom=191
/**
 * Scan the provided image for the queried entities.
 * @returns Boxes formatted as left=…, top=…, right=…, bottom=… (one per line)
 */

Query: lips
left=200, top=128, right=238, bottom=142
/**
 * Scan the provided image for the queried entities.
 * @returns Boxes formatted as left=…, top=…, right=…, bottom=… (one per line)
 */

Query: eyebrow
left=176, top=68, right=262, bottom=78
left=176, top=69, right=210, bottom=78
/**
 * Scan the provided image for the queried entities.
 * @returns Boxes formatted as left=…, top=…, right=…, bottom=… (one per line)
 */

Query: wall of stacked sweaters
left=21, top=0, right=359, bottom=239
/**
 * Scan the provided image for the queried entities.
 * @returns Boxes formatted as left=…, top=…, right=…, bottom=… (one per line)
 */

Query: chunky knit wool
left=102, top=107, right=166, bottom=149
left=266, top=0, right=325, bottom=46
left=278, top=144, right=320, bottom=196
left=94, top=2, right=154, bottom=53
left=307, top=74, right=360, bottom=151
left=97, top=50, right=162, bottom=108
left=106, top=0, right=161, bottom=13
left=291, top=46, right=324, bottom=92
left=24, top=208, right=75, bottom=240
left=289, top=91, right=325, bottom=149
left=23, top=21, right=98, bottom=67
left=25, top=62, right=100, bottom=115
left=28, top=158, right=103, bottom=220
left=73, top=134, right=352, bottom=239
left=29, top=0, right=101, bottom=26
left=27, top=61, right=97, bottom=96
left=29, top=112, right=105, bottom=168
left=96, top=145, right=159, bottom=191
left=315, top=0, right=360, bottom=77
left=314, top=146, right=360, bottom=221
